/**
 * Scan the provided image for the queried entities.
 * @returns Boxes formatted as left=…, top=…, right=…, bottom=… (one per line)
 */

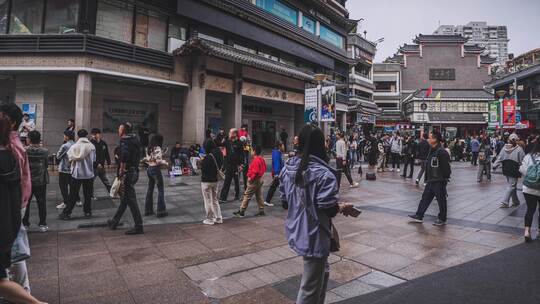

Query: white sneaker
left=202, top=219, right=215, bottom=225
left=390, top=168, right=394, bottom=172
left=38, top=225, right=49, bottom=233
left=76, top=201, right=82, bottom=207
left=56, top=203, right=66, bottom=209
left=397, top=169, right=401, bottom=173
left=214, top=218, right=223, bottom=224
left=350, top=182, right=359, bottom=188
left=264, top=201, right=275, bottom=207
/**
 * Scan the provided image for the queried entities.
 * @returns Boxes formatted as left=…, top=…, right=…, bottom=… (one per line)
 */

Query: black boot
left=125, top=225, right=144, bottom=235
left=107, top=219, right=119, bottom=230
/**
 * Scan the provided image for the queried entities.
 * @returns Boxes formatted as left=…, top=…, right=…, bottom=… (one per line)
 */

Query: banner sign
left=488, top=100, right=501, bottom=128
left=21, top=103, right=37, bottom=124
left=357, top=113, right=376, bottom=124
left=103, top=99, right=158, bottom=133
left=502, top=98, right=516, bottom=127
left=304, top=88, right=317, bottom=123
left=320, top=86, right=336, bottom=122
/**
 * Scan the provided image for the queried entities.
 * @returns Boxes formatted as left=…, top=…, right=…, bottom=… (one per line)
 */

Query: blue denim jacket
left=279, top=155, right=339, bottom=258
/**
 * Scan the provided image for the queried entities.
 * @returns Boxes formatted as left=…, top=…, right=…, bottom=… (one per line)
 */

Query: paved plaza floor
left=24, top=161, right=538, bottom=303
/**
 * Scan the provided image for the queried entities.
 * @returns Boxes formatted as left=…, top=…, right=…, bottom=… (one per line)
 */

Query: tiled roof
left=348, top=97, right=382, bottom=114
left=174, top=38, right=315, bottom=81
left=480, top=55, right=497, bottom=64
left=489, top=63, right=540, bottom=88
left=399, top=44, right=420, bottom=52
left=411, top=89, right=493, bottom=100
left=464, top=45, right=485, bottom=53
left=414, top=34, right=468, bottom=44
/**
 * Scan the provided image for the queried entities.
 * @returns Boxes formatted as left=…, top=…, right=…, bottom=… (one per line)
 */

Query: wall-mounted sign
left=243, top=82, right=303, bottom=105
left=304, top=88, right=317, bottom=123
left=488, top=100, right=501, bottom=128
left=320, top=86, right=336, bottom=122
left=103, top=99, right=158, bottom=133
left=429, top=68, right=455, bottom=80
left=357, top=113, right=376, bottom=124
left=21, top=103, right=37, bottom=124
left=502, top=98, right=516, bottom=127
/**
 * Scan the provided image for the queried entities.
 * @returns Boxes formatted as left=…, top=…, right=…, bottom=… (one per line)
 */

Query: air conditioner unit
left=167, top=38, right=186, bottom=53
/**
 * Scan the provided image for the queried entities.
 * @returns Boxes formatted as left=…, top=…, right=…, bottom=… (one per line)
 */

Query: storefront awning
left=174, top=38, right=315, bottom=82
left=428, top=113, right=486, bottom=124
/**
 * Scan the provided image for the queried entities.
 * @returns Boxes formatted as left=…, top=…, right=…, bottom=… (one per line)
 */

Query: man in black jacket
left=219, top=128, right=244, bottom=203
left=409, top=131, right=451, bottom=226
left=91, top=128, right=111, bottom=195
left=107, top=122, right=144, bottom=235
left=401, top=136, right=417, bottom=178
left=415, top=133, right=431, bottom=185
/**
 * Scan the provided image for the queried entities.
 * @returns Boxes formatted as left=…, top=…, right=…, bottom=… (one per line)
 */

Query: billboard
left=103, top=99, right=158, bottom=133
left=320, top=86, right=336, bottom=122
left=502, top=98, right=516, bottom=127
left=304, top=88, right=317, bottom=123
left=488, top=100, right=500, bottom=128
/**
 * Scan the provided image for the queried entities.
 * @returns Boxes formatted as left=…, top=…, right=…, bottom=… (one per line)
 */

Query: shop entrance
left=252, top=120, right=276, bottom=149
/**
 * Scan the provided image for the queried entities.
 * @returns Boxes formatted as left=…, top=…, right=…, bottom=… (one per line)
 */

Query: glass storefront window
left=256, top=0, right=297, bottom=26
left=135, top=8, right=166, bottom=51
left=320, top=25, right=344, bottom=49
left=302, top=15, right=315, bottom=34
left=44, top=0, right=79, bottom=34
left=96, top=0, right=134, bottom=43
left=10, top=0, right=44, bottom=34
left=0, top=0, right=8, bottom=34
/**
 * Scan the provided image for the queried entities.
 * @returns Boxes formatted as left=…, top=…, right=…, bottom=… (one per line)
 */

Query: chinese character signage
left=304, top=88, right=317, bottom=123
left=502, top=98, right=516, bottom=127
left=320, top=86, right=336, bottom=122
left=103, top=99, right=158, bottom=133
left=488, top=100, right=501, bottom=128
left=429, top=68, right=455, bottom=80
left=256, top=0, right=298, bottom=25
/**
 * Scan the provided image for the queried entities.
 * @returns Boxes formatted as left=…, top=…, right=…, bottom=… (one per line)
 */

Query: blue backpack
left=523, top=156, right=540, bottom=190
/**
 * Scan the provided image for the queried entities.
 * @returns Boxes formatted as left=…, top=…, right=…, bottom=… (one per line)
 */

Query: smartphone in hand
left=349, top=207, right=362, bottom=218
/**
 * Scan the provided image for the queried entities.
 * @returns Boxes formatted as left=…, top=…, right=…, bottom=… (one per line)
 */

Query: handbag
left=109, top=177, right=122, bottom=198
left=11, top=225, right=31, bottom=263
left=210, top=154, right=225, bottom=181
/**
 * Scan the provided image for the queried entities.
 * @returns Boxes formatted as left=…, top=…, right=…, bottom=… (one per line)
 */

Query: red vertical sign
left=502, top=98, right=516, bottom=127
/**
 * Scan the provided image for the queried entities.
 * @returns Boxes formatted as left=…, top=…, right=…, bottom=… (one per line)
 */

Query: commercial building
left=0, top=0, right=357, bottom=151
left=347, top=33, right=379, bottom=131
left=393, top=34, right=495, bottom=138
left=434, top=21, right=509, bottom=64
left=372, top=62, right=403, bottom=132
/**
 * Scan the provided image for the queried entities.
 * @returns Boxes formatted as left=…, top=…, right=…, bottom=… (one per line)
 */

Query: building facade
left=372, top=62, right=403, bottom=132
left=434, top=21, right=509, bottom=64
left=0, top=0, right=357, bottom=151
left=347, top=33, right=379, bottom=131
left=396, top=35, right=495, bottom=138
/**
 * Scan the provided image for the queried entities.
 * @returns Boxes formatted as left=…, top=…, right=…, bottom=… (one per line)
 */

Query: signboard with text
left=502, top=98, right=516, bottom=127
left=488, top=100, right=501, bottom=128
left=304, top=88, right=317, bottom=123
left=320, top=86, right=336, bottom=122
left=103, top=99, right=158, bottom=133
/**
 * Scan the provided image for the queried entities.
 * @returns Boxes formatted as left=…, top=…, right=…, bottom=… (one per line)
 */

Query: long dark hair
left=295, top=124, right=328, bottom=185
left=532, top=139, right=540, bottom=155
left=147, top=134, right=163, bottom=154
left=0, top=113, right=11, bottom=149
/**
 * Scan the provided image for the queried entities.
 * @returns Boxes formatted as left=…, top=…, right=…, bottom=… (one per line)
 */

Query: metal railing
left=0, top=34, right=174, bottom=69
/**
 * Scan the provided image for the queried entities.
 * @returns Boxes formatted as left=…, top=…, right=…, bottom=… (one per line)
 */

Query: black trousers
left=112, top=170, right=143, bottom=227
left=391, top=153, right=401, bottom=169
left=336, top=157, right=353, bottom=188
left=471, top=152, right=479, bottom=166
left=23, top=184, right=47, bottom=226
left=524, top=193, right=540, bottom=228
left=64, top=178, right=93, bottom=215
left=93, top=165, right=112, bottom=194
left=265, top=176, right=280, bottom=203
left=415, top=181, right=448, bottom=221
left=220, top=165, right=240, bottom=201
left=58, top=172, right=71, bottom=204
left=402, top=156, right=415, bottom=177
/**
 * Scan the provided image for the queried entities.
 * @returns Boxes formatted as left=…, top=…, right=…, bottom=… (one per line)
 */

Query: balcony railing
left=0, top=34, right=174, bottom=69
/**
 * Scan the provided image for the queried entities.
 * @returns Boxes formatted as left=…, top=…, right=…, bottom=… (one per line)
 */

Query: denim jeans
left=503, top=176, right=519, bottom=205
left=113, top=169, right=143, bottom=227
left=477, top=161, right=491, bottom=182
left=145, top=166, right=166, bottom=214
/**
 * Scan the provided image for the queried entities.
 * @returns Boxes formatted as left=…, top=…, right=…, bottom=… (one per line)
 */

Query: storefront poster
left=21, top=103, right=37, bottom=124
left=502, top=98, right=516, bottom=127
left=103, top=99, right=158, bottom=133
left=320, top=86, right=336, bottom=122
left=488, top=100, right=501, bottom=128
left=304, top=88, right=317, bottom=123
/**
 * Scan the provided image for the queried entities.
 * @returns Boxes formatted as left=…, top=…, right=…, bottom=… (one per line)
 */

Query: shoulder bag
left=210, top=153, right=225, bottom=181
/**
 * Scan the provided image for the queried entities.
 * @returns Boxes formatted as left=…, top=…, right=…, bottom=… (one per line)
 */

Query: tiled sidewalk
left=25, top=163, right=528, bottom=303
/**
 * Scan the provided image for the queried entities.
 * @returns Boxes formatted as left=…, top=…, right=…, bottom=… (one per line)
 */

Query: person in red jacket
left=234, top=145, right=267, bottom=217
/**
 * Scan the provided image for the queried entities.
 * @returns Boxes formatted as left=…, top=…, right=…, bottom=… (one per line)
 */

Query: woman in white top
left=144, top=134, right=168, bottom=218
left=519, top=138, right=540, bottom=243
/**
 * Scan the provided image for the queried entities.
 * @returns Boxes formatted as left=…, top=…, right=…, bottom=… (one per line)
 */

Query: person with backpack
left=401, top=135, right=417, bottom=179
left=22, top=131, right=49, bottom=232
left=416, top=133, right=430, bottom=185
left=409, top=131, right=451, bottom=226
left=520, top=140, right=540, bottom=242
left=477, top=137, right=493, bottom=183
left=200, top=139, right=224, bottom=225
left=493, top=133, right=525, bottom=208
left=389, top=132, right=403, bottom=172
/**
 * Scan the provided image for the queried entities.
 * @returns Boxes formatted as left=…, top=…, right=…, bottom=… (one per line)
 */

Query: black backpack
left=502, top=160, right=521, bottom=178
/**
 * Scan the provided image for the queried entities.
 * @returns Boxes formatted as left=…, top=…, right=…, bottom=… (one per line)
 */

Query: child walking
left=233, top=145, right=267, bottom=217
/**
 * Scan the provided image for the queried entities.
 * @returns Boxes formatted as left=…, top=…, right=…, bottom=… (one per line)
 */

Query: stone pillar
left=75, top=73, right=92, bottom=131
left=341, top=111, right=347, bottom=132
left=182, top=55, right=206, bottom=145
left=222, top=65, right=242, bottom=132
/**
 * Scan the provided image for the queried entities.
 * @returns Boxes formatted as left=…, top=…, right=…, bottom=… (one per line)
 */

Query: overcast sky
left=347, top=0, right=540, bottom=62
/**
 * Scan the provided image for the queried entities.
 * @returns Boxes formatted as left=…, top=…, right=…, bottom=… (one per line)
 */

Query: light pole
left=314, top=74, right=327, bottom=129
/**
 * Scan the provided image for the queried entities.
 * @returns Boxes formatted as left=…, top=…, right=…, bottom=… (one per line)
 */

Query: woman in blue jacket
left=279, top=125, right=354, bottom=304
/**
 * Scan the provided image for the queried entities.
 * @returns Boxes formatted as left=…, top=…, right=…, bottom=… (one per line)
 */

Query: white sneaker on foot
left=76, top=201, right=82, bottom=207
left=397, top=169, right=401, bottom=173
left=202, top=219, right=215, bottom=225
left=214, top=218, right=223, bottom=224
left=56, top=203, right=66, bottom=209
left=350, top=182, right=359, bottom=188
left=264, top=201, right=275, bottom=207
left=38, top=225, right=49, bottom=233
